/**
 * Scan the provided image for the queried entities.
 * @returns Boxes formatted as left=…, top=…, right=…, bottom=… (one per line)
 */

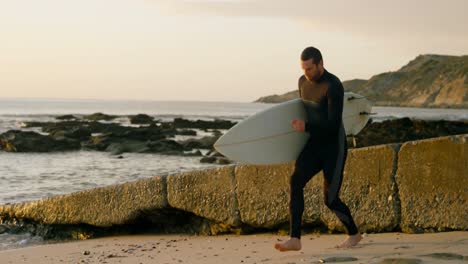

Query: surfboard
left=213, top=92, right=372, bottom=165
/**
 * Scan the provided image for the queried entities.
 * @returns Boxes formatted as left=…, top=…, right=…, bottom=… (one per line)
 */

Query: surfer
left=275, top=46, right=362, bottom=251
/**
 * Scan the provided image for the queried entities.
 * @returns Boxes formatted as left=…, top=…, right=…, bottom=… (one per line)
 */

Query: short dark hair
left=301, top=46, right=322, bottom=64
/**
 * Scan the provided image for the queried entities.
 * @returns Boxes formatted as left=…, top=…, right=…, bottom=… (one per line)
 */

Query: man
left=275, top=47, right=362, bottom=251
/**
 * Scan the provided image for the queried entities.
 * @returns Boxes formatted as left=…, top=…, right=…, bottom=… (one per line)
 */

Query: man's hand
left=291, top=119, right=305, bottom=132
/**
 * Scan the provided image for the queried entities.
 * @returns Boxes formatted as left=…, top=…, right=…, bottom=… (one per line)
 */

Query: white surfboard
left=214, top=92, right=372, bottom=165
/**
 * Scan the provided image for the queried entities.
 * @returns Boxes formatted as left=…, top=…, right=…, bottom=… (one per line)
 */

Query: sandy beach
left=0, top=231, right=466, bottom=264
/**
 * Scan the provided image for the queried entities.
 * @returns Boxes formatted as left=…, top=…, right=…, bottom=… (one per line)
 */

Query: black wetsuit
left=290, top=70, right=358, bottom=238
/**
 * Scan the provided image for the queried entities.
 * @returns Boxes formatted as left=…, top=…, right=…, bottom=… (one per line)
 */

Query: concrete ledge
left=321, top=144, right=401, bottom=233
left=0, top=176, right=167, bottom=227
left=234, top=163, right=322, bottom=228
left=234, top=163, right=292, bottom=228
left=396, top=135, right=468, bottom=232
left=167, top=166, right=239, bottom=226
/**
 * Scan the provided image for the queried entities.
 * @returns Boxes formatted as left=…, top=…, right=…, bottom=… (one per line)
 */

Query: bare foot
left=274, top=238, right=302, bottom=252
left=336, top=233, right=363, bottom=248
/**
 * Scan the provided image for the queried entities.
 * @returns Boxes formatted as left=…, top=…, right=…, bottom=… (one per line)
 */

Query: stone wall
left=396, top=134, right=467, bottom=232
left=0, top=135, right=466, bottom=237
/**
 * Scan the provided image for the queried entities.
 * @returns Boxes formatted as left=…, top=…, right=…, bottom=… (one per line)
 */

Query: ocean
left=0, top=98, right=467, bottom=249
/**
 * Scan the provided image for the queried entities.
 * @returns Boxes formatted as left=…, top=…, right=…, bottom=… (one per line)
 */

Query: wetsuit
left=290, top=70, right=358, bottom=238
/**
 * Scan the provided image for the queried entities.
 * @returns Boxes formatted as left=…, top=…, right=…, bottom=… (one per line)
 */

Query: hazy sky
left=1, top=0, right=467, bottom=102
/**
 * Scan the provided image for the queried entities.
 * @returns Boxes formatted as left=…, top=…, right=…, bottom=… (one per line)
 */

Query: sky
left=1, top=0, right=467, bottom=102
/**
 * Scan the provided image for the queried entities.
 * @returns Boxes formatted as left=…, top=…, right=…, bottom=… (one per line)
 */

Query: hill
left=255, top=54, right=468, bottom=108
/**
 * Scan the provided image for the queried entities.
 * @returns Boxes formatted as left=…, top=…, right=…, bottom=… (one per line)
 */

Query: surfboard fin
left=359, top=111, right=377, bottom=115
left=346, top=135, right=357, bottom=147
left=347, top=96, right=367, bottom=101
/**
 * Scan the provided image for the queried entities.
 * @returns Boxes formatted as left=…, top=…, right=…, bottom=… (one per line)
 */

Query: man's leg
left=322, top=129, right=361, bottom=248
left=275, top=144, right=322, bottom=251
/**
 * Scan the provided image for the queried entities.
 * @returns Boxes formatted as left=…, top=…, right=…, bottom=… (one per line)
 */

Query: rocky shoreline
left=1, top=113, right=467, bottom=164
left=350, top=117, right=468, bottom=147
left=0, top=113, right=235, bottom=165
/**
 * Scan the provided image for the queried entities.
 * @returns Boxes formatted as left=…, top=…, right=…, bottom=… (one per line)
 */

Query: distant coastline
left=255, top=54, right=468, bottom=109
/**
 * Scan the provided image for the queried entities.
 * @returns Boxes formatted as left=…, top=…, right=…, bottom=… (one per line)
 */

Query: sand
left=0, top=231, right=466, bottom=264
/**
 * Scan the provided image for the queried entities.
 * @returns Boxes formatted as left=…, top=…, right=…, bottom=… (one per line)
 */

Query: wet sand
left=0, top=231, right=466, bottom=264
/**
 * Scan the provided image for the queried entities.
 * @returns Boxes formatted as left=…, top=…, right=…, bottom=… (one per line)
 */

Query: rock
left=15, top=113, right=468, bottom=158
left=319, top=256, right=358, bottom=262
left=105, top=141, right=150, bottom=155
left=116, top=126, right=166, bottom=141
left=378, top=259, right=422, bottom=264
left=215, top=158, right=232, bottom=165
left=183, top=150, right=203, bottom=156
left=0, top=130, right=81, bottom=152
left=396, top=135, right=468, bottom=232
left=176, top=129, right=197, bottom=136
left=199, top=150, right=233, bottom=164
left=200, top=156, right=217, bottom=163
left=179, top=136, right=219, bottom=150
left=67, top=127, right=93, bottom=140
left=81, top=134, right=111, bottom=151
left=82, top=126, right=171, bottom=153
left=173, top=118, right=236, bottom=130
left=422, top=253, right=464, bottom=260
left=129, top=114, right=154, bottom=124
left=24, top=120, right=128, bottom=139
left=50, top=127, right=92, bottom=141
left=20, top=116, right=468, bottom=153
left=212, top=130, right=222, bottom=137
left=147, top=140, right=184, bottom=154
left=56, top=115, right=78, bottom=120
left=23, top=121, right=80, bottom=134
left=83, top=112, right=117, bottom=121
left=0, top=224, right=9, bottom=234
left=205, top=149, right=225, bottom=157
left=353, top=118, right=468, bottom=148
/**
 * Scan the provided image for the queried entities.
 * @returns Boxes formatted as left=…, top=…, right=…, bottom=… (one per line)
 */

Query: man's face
left=301, top=59, right=322, bottom=81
